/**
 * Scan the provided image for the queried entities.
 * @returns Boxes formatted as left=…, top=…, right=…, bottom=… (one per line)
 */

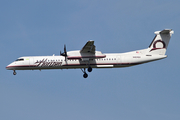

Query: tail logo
left=151, top=40, right=166, bottom=51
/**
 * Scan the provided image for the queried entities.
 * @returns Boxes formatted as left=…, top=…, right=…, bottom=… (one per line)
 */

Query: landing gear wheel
left=88, top=67, right=92, bottom=72
left=13, top=70, right=17, bottom=75
left=81, top=68, right=89, bottom=78
left=83, top=73, right=88, bottom=78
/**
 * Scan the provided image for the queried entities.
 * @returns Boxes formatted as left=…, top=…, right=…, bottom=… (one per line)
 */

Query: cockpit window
left=15, top=58, right=24, bottom=61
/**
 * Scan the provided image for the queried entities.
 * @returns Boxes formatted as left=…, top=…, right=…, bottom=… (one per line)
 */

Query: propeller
left=60, top=44, right=68, bottom=60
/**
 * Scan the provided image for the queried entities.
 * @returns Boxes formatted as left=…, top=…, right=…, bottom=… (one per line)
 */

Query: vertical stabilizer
left=148, top=29, right=174, bottom=55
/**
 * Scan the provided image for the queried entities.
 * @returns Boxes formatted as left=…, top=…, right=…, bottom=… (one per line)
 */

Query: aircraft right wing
left=67, top=40, right=106, bottom=60
left=80, top=40, right=96, bottom=54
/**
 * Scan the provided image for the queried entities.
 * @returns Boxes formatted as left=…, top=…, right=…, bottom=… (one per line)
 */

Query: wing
left=80, top=40, right=95, bottom=54
left=67, top=40, right=106, bottom=59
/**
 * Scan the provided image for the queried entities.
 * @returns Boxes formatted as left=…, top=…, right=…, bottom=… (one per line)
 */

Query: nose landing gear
left=13, top=70, right=17, bottom=75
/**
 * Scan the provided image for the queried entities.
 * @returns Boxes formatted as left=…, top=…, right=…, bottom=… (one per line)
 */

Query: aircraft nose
left=6, top=65, right=11, bottom=70
left=6, top=63, right=14, bottom=70
left=6, top=65, right=9, bottom=70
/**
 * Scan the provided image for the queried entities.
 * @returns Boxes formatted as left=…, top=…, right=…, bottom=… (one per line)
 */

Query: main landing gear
left=81, top=67, right=92, bottom=78
left=13, top=70, right=17, bottom=75
left=88, top=67, right=92, bottom=72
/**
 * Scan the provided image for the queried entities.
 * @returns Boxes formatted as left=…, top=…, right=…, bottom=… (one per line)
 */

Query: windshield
left=15, top=58, right=24, bottom=61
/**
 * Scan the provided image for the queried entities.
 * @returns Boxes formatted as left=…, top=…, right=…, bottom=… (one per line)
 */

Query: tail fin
left=148, top=29, right=174, bottom=55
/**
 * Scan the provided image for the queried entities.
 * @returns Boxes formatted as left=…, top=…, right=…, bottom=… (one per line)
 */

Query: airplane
left=6, top=29, right=174, bottom=78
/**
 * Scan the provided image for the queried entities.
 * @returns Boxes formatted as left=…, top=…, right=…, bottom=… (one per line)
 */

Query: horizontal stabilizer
left=160, top=29, right=174, bottom=34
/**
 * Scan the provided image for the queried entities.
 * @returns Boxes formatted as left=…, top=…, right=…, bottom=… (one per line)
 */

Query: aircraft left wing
left=80, top=40, right=95, bottom=54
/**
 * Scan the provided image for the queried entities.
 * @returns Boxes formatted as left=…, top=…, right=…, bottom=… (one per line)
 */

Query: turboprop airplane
left=6, top=29, right=174, bottom=78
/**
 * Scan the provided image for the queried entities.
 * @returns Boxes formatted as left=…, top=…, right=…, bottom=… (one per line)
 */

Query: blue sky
left=1, top=0, right=180, bottom=120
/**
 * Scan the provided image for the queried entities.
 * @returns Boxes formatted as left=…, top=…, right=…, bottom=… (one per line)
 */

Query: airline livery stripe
left=6, top=62, right=143, bottom=69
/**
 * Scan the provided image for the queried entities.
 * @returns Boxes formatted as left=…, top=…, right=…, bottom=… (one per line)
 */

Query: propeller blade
left=64, top=44, right=66, bottom=52
left=64, top=44, right=67, bottom=56
left=60, top=44, right=68, bottom=61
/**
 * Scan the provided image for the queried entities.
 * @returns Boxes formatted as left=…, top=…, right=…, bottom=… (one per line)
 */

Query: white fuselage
left=6, top=29, right=173, bottom=78
left=6, top=50, right=167, bottom=71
